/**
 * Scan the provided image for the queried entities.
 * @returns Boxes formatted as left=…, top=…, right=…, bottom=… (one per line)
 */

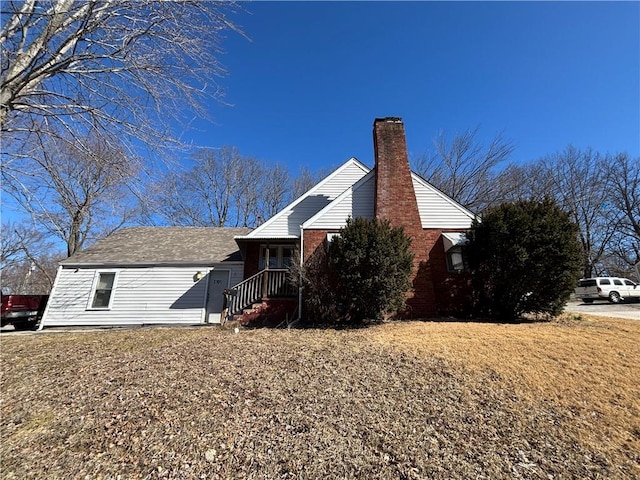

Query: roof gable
left=411, top=173, right=476, bottom=228
left=302, top=171, right=476, bottom=231
left=61, top=227, right=252, bottom=266
left=238, top=158, right=370, bottom=239
left=303, top=171, right=375, bottom=229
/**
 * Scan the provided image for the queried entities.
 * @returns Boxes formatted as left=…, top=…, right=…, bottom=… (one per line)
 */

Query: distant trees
left=509, top=148, right=639, bottom=279
left=146, top=147, right=296, bottom=228
left=414, top=129, right=639, bottom=280
left=466, top=199, right=583, bottom=322
left=608, top=153, right=640, bottom=274
left=300, top=218, right=414, bottom=325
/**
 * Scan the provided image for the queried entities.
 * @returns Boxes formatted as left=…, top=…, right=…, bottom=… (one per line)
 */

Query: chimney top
left=374, top=117, right=403, bottom=124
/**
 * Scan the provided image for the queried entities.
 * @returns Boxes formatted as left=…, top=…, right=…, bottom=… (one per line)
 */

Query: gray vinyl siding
left=42, top=264, right=244, bottom=327
left=248, top=159, right=370, bottom=237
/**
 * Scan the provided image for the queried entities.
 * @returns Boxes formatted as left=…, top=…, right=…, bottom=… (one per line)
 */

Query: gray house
left=40, top=227, right=250, bottom=328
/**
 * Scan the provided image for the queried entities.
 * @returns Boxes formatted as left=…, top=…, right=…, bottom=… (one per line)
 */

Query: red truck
left=1, top=294, right=49, bottom=330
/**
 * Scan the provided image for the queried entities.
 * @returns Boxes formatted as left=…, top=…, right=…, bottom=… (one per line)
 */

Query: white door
left=206, top=270, right=230, bottom=324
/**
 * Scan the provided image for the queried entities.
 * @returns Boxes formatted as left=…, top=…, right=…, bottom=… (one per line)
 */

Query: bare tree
left=492, top=148, right=639, bottom=279
left=148, top=146, right=286, bottom=228
left=413, top=127, right=513, bottom=212
left=609, top=153, right=640, bottom=240
left=0, top=223, right=24, bottom=268
left=493, top=161, right=556, bottom=204
left=2, top=131, right=137, bottom=256
left=232, top=157, right=262, bottom=227
left=1, top=222, right=62, bottom=293
left=1, top=0, right=243, bottom=162
left=1, top=0, right=243, bottom=260
left=608, top=153, right=640, bottom=274
left=292, top=165, right=330, bottom=199
left=539, top=146, right=618, bottom=278
left=258, top=162, right=291, bottom=221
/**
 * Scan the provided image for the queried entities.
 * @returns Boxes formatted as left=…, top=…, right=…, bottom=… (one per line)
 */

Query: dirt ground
left=1, top=313, right=639, bottom=479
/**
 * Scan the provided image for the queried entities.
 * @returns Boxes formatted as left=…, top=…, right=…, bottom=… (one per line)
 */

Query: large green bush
left=466, top=198, right=583, bottom=322
left=301, top=217, right=414, bottom=325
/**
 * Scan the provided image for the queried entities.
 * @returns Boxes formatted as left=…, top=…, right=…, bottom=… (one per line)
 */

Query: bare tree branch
left=0, top=221, right=61, bottom=294
left=1, top=0, right=244, bottom=159
left=2, top=130, right=138, bottom=256
left=413, top=127, right=513, bottom=212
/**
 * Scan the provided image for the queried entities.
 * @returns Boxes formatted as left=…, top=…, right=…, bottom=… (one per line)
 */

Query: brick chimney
left=373, top=117, right=436, bottom=318
left=373, top=117, right=422, bottom=228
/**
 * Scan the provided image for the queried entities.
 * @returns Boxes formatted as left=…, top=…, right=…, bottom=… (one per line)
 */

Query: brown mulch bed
left=1, top=314, right=639, bottom=479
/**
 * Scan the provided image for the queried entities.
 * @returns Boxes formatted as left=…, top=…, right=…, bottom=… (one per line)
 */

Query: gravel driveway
left=565, top=299, right=640, bottom=320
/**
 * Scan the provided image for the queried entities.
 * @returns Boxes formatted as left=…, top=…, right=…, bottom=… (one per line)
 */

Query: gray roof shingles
left=61, top=227, right=252, bottom=266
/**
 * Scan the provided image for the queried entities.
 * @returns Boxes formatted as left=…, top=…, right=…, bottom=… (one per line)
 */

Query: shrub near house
left=302, top=217, right=414, bottom=325
left=466, top=198, right=583, bottom=321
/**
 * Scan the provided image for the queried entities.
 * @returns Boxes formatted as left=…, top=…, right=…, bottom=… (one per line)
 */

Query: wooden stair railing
left=225, top=269, right=296, bottom=318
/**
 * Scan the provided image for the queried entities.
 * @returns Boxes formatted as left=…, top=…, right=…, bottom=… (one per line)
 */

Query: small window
left=624, top=280, right=636, bottom=286
left=326, top=232, right=340, bottom=243
left=599, top=279, right=611, bottom=285
left=89, top=272, right=117, bottom=309
left=447, top=247, right=467, bottom=273
left=579, top=279, right=597, bottom=287
left=613, top=279, right=623, bottom=286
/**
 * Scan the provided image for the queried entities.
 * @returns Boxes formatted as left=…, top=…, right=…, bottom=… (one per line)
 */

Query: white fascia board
left=59, top=262, right=241, bottom=268
left=234, top=235, right=299, bottom=241
left=240, top=157, right=370, bottom=239
left=410, top=172, right=477, bottom=221
left=302, top=170, right=374, bottom=229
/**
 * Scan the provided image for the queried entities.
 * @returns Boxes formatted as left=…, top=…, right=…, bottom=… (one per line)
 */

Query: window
left=447, top=247, right=467, bottom=273
left=613, top=279, right=623, bottom=286
left=88, top=271, right=117, bottom=309
left=624, top=280, right=636, bottom=286
left=326, top=232, right=341, bottom=243
left=599, top=279, right=611, bottom=285
left=281, top=247, right=294, bottom=268
left=259, top=245, right=295, bottom=269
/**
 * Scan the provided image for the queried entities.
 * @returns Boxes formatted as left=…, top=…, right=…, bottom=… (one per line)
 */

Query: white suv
left=575, top=277, right=640, bottom=303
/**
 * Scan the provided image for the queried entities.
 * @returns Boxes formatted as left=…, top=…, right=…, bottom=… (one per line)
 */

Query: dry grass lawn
left=1, top=313, right=639, bottom=479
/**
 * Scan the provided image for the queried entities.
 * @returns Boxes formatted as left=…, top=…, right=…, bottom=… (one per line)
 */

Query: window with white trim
left=259, top=245, right=295, bottom=269
left=88, top=271, right=118, bottom=309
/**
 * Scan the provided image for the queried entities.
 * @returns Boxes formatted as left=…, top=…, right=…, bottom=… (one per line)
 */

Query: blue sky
left=186, top=1, right=639, bottom=174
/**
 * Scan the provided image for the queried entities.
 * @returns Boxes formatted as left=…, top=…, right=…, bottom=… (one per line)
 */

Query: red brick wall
left=243, top=242, right=261, bottom=278
left=302, top=230, right=330, bottom=261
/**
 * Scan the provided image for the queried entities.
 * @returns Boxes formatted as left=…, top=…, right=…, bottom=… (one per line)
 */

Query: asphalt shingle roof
left=60, top=227, right=252, bottom=266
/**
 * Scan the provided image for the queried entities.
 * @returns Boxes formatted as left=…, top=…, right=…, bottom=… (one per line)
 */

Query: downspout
left=296, top=225, right=304, bottom=323
left=38, top=265, right=63, bottom=330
